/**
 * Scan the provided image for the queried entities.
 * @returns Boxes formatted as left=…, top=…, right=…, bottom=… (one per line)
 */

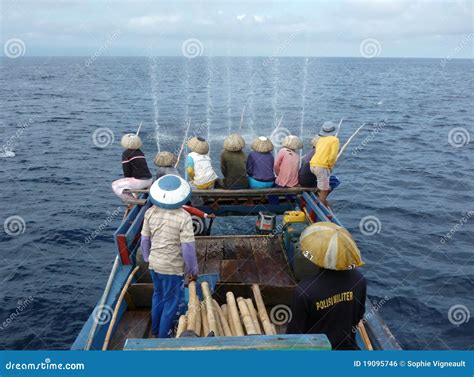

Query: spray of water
left=150, top=57, right=160, bottom=152
left=272, top=58, right=280, bottom=129
left=246, top=57, right=256, bottom=137
left=299, top=57, right=309, bottom=158
left=206, top=57, right=213, bottom=145
left=226, top=58, right=232, bottom=134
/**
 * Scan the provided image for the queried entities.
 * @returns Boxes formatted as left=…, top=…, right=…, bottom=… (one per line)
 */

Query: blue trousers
left=150, top=270, right=184, bottom=338
left=248, top=176, right=274, bottom=189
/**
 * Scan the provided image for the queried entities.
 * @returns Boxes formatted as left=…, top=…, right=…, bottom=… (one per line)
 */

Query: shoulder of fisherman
left=310, top=135, right=340, bottom=169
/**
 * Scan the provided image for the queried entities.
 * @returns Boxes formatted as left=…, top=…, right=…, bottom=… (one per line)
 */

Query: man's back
left=287, top=267, right=366, bottom=350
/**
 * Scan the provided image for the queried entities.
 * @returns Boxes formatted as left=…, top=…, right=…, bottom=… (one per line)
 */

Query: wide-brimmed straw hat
left=282, top=135, right=303, bottom=150
left=251, top=136, right=274, bottom=153
left=299, top=222, right=364, bottom=270
left=318, top=121, right=338, bottom=137
left=149, top=174, right=192, bottom=209
left=154, top=151, right=177, bottom=167
left=187, top=136, right=209, bottom=154
left=223, top=134, right=245, bottom=152
left=121, top=133, right=142, bottom=150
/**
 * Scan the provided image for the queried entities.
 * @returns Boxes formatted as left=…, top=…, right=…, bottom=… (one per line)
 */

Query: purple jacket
left=246, top=151, right=275, bottom=182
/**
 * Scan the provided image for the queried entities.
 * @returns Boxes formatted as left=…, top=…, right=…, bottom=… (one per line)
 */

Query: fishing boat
left=72, top=187, right=401, bottom=351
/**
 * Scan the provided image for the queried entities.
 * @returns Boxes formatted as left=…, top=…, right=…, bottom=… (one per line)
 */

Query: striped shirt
left=141, top=206, right=195, bottom=275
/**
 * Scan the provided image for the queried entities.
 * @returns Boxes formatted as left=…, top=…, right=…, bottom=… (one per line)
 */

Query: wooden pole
left=176, top=315, right=188, bottom=338
left=201, top=282, right=219, bottom=336
left=251, top=284, right=275, bottom=335
left=358, top=321, right=373, bottom=350
left=212, top=301, right=224, bottom=336
left=213, top=299, right=232, bottom=337
left=237, top=297, right=258, bottom=335
left=102, top=266, right=140, bottom=350
left=186, top=281, right=198, bottom=333
left=226, top=292, right=244, bottom=336
left=194, top=300, right=202, bottom=336
left=245, top=298, right=262, bottom=334
left=200, top=301, right=209, bottom=337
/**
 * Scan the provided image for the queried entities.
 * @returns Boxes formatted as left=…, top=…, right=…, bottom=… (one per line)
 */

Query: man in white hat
left=287, top=222, right=366, bottom=350
left=309, top=122, right=340, bottom=207
left=140, top=174, right=198, bottom=338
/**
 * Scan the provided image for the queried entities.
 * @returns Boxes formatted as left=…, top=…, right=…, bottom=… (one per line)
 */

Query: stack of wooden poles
left=176, top=283, right=277, bottom=337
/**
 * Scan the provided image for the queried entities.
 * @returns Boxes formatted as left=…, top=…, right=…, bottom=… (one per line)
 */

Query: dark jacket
left=122, top=149, right=152, bottom=179
left=220, top=150, right=248, bottom=189
left=298, top=148, right=317, bottom=187
left=287, top=267, right=366, bottom=350
left=246, top=151, right=275, bottom=182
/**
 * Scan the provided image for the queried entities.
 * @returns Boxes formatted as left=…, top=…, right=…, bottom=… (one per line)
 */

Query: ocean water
left=0, top=57, right=472, bottom=350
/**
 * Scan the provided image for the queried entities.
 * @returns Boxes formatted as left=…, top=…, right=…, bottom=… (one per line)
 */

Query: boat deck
left=108, top=235, right=297, bottom=349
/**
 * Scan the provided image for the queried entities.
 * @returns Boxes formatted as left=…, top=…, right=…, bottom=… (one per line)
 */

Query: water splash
left=0, top=148, right=15, bottom=158
left=184, top=58, right=190, bottom=123
left=226, top=58, right=232, bottom=134
left=246, top=57, right=256, bottom=137
left=150, top=57, right=160, bottom=152
left=206, top=56, right=213, bottom=144
left=300, top=57, right=309, bottom=158
left=272, top=58, right=280, bottom=128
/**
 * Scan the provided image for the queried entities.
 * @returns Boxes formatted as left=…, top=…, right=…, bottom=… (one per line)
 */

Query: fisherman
left=112, top=133, right=153, bottom=201
left=309, top=122, right=340, bottom=207
left=299, top=137, right=341, bottom=191
left=246, top=136, right=275, bottom=188
left=154, top=151, right=179, bottom=179
left=287, top=222, right=366, bottom=350
left=274, top=135, right=303, bottom=188
left=218, top=134, right=248, bottom=189
left=140, top=174, right=199, bottom=338
left=186, top=136, right=218, bottom=189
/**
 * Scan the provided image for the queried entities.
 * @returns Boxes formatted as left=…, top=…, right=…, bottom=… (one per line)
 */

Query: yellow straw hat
left=299, top=222, right=364, bottom=270
left=154, top=151, right=177, bottom=167
left=251, top=136, right=274, bottom=153
left=121, top=133, right=142, bottom=150
left=282, top=135, right=303, bottom=150
left=223, top=134, right=245, bottom=152
left=187, top=136, right=209, bottom=154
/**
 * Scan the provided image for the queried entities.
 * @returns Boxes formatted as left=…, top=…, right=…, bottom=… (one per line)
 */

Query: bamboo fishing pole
left=175, top=118, right=192, bottom=168
left=239, top=105, right=246, bottom=131
left=336, top=122, right=367, bottom=161
left=335, top=118, right=344, bottom=137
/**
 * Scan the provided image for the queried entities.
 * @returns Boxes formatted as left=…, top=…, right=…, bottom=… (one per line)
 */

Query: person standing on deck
left=310, top=122, right=340, bottom=207
left=186, top=137, right=218, bottom=189
left=154, top=151, right=179, bottom=179
left=286, top=222, right=366, bottom=350
left=274, top=135, right=303, bottom=188
left=112, top=133, right=153, bottom=201
left=140, top=175, right=198, bottom=338
left=299, top=137, right=341, bottom=191
left=218, top=134, right=248, bottom=189
left=246, top=136, right=275, bottom=189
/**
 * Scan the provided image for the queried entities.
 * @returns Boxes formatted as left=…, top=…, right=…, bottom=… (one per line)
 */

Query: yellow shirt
left=310, top=136, right=340, bottom=169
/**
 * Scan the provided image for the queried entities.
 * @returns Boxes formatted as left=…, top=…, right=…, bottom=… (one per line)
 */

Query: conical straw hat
left=311, top=135, right=320, bottom=147
left=187, top=136, right=209, bottom=154
left=282, top=135, right=303, bottom=150
left=299, top=222, right=364, bottom=270
left=251, top=136, right=274, bottom=153
left=121, top=133, right=142, bottom=150
left=149, top=174, right=192, bottom=209
left=154, top=151, right=178, bottom=167
left=223, top=134, right=245, bottom=152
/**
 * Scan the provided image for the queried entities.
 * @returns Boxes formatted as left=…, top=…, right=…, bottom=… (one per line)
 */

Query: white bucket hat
left=149, top=174, right=192, bottom=209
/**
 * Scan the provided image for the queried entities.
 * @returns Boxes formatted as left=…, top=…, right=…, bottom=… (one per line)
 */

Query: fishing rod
left=136, top=121, right=143, bottom=136
left=239, top=105, right=246, bottom=131
left=335, top=117, right=344, bottom=137
left=336, top=122, right=367, bottom=161
left=175, top=118, right=193, bottom=168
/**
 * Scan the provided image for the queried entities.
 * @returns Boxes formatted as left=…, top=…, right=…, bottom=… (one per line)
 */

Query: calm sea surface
left=0, top=57, right=473, bottom=350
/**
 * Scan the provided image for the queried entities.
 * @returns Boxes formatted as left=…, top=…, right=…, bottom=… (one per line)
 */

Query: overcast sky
left=1, top=0, right=473, bottom=58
